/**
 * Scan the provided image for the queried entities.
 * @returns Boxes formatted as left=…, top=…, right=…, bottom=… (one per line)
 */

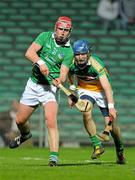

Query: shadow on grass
left=23, top=160, right=116, bottom=167
left=58, top=161, right=116, bottom=167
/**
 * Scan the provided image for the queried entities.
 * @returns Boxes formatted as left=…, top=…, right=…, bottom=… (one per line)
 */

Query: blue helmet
left=73, top=40, right=91, bottom=69
left=73, top=40, right=90, bottom=55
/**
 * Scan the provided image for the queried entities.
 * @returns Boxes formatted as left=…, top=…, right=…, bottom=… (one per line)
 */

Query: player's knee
left=45, top=115, right=57, bottom=129
left=46, top=120, right=57, bottom=129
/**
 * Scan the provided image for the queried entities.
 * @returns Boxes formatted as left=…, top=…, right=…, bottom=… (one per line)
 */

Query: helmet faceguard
left=54, top=16, right=72, bottom=45
left=73, top=40, right=90, bottom=69
left=75, top=56, right=89, bottom=69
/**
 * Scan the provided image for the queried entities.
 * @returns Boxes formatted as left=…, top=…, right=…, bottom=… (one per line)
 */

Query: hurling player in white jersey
left=9, top=16, right=74, bottom=166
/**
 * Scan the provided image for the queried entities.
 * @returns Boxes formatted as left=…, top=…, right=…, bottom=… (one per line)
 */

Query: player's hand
left=52, top=78, right=61, bottom=87
left=109, top=108, right=117, bottom=120
left=68, top=98, right=76, bottom=108
left=39, top=64, right=49, bottom=75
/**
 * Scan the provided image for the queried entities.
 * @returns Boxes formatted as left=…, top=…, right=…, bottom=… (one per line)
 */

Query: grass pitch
left=0, top=146, right=135, bottom=180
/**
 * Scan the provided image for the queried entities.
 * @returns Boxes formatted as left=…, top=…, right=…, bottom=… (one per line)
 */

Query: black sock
left=17, top=123, right=30, bottom=137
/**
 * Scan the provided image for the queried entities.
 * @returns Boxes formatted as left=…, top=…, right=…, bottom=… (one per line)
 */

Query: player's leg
left=43, top=101, right=59, bottom=166
left=83, top=108, right=104, bottom=160
left=37, top=83, right=59, bottom=166
left=110, top=120, right=126, bottom=164
left=96, top=90, right=125, bottom=164
left=103, top=112, right=126, bottom=164
left=9, top=103, right=35, bottom=148
left=9, top=78, right=39, bottom=148
left=78, top=90, right=104, bottom=159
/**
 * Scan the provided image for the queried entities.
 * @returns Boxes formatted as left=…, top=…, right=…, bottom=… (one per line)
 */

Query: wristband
left=69, top=85, right=76, bottom=91
left=37, top=59, right=45, bottom=66
left=108, top=103, right=114, bottom=109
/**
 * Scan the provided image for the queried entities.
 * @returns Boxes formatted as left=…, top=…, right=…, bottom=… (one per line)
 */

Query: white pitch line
left=21, top=157, right=45, bottom=161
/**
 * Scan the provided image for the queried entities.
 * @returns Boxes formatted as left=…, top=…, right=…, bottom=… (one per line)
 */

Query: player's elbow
left=25, top=49, right=30, bottom=59
left=25, top=49, right=34, bottom=62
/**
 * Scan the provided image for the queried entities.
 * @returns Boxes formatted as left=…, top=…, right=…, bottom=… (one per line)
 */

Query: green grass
left=0, top=147, right=135, bottom=180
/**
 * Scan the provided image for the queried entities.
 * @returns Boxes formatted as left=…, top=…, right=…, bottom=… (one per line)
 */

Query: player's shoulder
left=62, top=43, right=74, bottom=57
left=90, top=54, right=105, bottom=72
left=90, top=54, right=105, bottom=66
left=66, top=45, right=74, bottom=54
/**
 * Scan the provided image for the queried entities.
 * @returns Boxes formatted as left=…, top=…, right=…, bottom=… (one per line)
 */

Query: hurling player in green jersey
left=9, top=16, right=74, bottom=166
left=68, top=40, right=125, bottom=164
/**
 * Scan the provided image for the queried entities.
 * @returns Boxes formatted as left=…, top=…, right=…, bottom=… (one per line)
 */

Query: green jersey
left=69, top=54, right=111, bottom=92
left=31, top=32, right=74, bottom=85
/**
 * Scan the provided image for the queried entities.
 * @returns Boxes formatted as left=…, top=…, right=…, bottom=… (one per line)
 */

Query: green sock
left=17, top=123, right=30, bottom=137
left=50, top=152, right=59, bottom=156
left=90, top=135, right=102, bottom=147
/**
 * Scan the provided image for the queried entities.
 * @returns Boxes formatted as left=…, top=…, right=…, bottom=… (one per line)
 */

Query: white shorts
left=20, top=78, right=57, bottom=106
left=77, top=88, right=107, bottom=108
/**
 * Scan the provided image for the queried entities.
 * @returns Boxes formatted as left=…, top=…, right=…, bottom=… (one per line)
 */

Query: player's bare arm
left=60, top=64, right=69, bottom=82
left=66, top=73, right=75, bottom=107
left=99, top=74, right=117, bottom=119
left=25, top=42, right=49, bottom=75
left=52, top=64, right=69, bottom=86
